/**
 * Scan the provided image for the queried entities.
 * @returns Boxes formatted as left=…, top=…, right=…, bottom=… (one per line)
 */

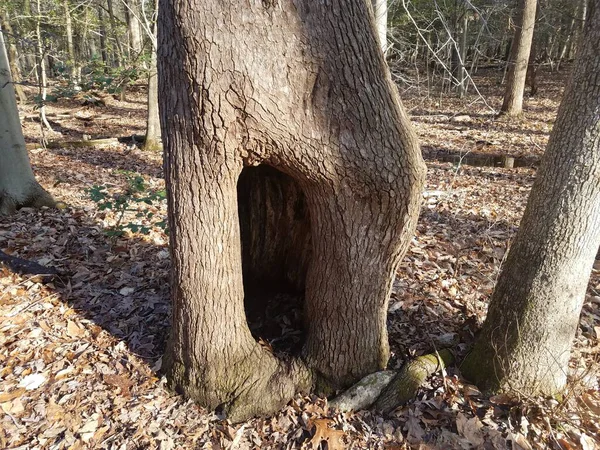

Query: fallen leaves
left=307, top=418, right=346, bottom=449
left=18, top=373, right=47, bottom=390
left=0, top=72, right=598, bottom=449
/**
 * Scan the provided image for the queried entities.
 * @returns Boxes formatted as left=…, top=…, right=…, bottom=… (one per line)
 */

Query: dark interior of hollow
left=237, top=165, right=312, bottom=356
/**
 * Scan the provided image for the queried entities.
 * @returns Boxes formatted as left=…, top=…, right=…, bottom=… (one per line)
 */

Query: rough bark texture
left=462, top=1, right=600, bottom=395
left=0, top=27, right=54, bottom=214
left=159, top=0, right=425, bottom=421
left=500, top=0, right=537, bottom=116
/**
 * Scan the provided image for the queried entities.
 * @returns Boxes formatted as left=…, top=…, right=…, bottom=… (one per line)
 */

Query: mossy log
left=373, top=349, right=454, bottom=413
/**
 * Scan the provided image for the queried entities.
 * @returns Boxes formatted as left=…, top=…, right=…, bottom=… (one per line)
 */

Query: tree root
left=0, top=249, right=57, bottom=277
left=0, top=185, right=56, bottom=215
left=329, top=349, right=454, bottom=414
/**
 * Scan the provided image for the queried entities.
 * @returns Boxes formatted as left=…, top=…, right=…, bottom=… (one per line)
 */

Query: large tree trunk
left=0, top=28, right=54, bottom=214
left=462, top=0, right=600, bottom=396
left=159, top=0, right=425, bottom=421
left=500, top=0, right=537, bottom=116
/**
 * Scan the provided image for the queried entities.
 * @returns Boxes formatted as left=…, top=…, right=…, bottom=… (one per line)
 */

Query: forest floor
left=1, top=67, right=599, bottom=450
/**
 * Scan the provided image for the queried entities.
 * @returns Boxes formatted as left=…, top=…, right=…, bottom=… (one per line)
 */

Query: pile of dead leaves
left=1, top=69, right=599, bottom=449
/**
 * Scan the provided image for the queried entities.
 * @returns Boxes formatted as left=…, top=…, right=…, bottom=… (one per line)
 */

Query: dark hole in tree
left=237, top=165, right=312, bottom=356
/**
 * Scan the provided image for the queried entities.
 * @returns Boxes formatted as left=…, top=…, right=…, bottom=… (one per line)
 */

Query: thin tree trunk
left=143, top=1, right=160, bottom=152
left=159, top=0, right=425, bottom=421
left=557, top=11, right=576, bottom=70
left=0, top=11, right=27, bottom=102
left=63, top=0, right=78, bottom=84
left=462, top=0, right=600, bottom=396
left=34, top=0, right=52, bottom=133
left=500, top=0, right=537, bottom=116
left=371, top=0, right=387, bottom=54
left=98, top=7, right=108, bottom=69
left=0, top=27, right=54, bottom=214
left=106, top=0, right=123, bottom=67
left=125, top=0, right=142, bottom=58
left=458, top=12, right=469, bottom=98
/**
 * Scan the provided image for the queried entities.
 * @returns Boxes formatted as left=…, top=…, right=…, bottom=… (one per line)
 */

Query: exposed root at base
left=0, top=184, right=56, bottom=215
left=164, top=346, right=314, bottom=423
left=330, top=349, right=455, bottom=414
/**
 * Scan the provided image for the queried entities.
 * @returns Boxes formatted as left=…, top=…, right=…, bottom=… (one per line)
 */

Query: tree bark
left=0, top=11, right=27, bottom=103
left=98, top=6, right=108, bottom=68
left=64, top=0, right=77, bottom=84
left=143, top=1, right=160, bottom=152
left=0, top=27, right=54, bottom=214
left=125, top=0, right=142, bottom=57
left=34, top=0, right=52, bottom=133
left=462, top=0, right=600, bottom=396
left=159, top=0, right=425, bottom=421
left=106, top=0, right=123, bottom=67
left=500, top=0, right=537, bottom=116
left=371, top=0, right=387, bottom=54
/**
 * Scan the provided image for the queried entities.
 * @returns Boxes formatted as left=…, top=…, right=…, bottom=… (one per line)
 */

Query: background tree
left=142, top=0, right=160, bottom=152
left=0, top=11, right=26, bottom=102
left=372, top=0, right=388, bottom=53
left=462, top=0, right=600, bottom=395
left=501, top=0, right=537, bottom=115
left=0, top=26, right=54, bottom=214
left=159, top=0, right=425, bottom=421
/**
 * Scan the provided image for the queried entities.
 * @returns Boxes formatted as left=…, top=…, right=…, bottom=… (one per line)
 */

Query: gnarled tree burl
left=158, top=0, right=426, bottom=421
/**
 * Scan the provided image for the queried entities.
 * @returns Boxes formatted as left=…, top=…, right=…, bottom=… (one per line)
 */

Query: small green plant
left=88, top=173, right=167, bottom=237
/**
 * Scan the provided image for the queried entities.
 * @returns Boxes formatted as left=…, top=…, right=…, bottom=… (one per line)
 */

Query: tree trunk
left=34, top=0, right=52, bottom=133
left=500, top=0, right=537, bottom=116
left=64, top=0, right=77, bottom=84
left=142, top=1, right=160, bottom=152
left=371, top=0, right=387, bottom=54
left=462, top=0, right=600, bottom=396
left=159, top=0, right=425, bottom=421
left=106, top=0, right=123, bottom=67
left=0, top=11, right=27, bottom=103
left=0, top=27, right=54, bottom=214
left=98, top=6, right=108, bottom=69
left=125, top=0, right=142, bottom=57
left=458, top=12, right=469, bottom=98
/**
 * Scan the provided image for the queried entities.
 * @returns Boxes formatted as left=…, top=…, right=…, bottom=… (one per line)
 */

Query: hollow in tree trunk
left=158, top=0, right=425, bottom=421
left=0, top=28, right=54, bottom=214
left=462, top=0, right=600, bottom=396
left=500, top=0, right=537, bottom=116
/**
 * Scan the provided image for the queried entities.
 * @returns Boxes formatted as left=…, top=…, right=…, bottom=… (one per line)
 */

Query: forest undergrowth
left=1, top=68, right=599, bottom=449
